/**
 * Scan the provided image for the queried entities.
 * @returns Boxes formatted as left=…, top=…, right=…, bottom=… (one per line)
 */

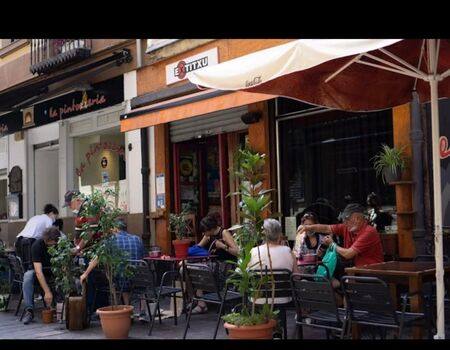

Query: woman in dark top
left=198, top=215, right=238, bottom=261
left=191, top=214, right=238, bottom=314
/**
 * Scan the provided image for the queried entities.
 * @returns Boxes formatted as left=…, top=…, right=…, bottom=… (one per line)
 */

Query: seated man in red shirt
left=297, top=203, right=384, bottom=268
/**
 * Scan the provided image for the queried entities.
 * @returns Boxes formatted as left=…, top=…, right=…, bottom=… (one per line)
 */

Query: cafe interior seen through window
left=278, top=98, right=395, bottom=225
left=73, top=130, right=127, bottom=211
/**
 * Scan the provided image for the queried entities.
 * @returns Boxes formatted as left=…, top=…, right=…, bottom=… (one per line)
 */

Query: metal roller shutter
left=169, top=106, right=248, bottom=143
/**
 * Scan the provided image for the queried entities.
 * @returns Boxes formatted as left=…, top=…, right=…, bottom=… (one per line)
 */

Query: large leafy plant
left=222, top=147, right=278, bottom=326
left=372, top=144, right=407, bottom=183
left=48, top=237, right=82, bottom=298
left=76, top=189, right=133, bottom=308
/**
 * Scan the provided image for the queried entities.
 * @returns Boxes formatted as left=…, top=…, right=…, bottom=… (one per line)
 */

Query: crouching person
left=22, top=226, right=61, bottom=324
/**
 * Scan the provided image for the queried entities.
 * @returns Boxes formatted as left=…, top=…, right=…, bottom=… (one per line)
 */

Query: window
left=146, top=39, right=179, bottom=53
left=73, top=131, right=127, bottom=211
left=279, top=108, right=395, bottom=224
left=0, top=39, right=17, bottom=49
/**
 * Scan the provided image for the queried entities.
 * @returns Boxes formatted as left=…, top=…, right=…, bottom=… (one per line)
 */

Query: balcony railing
left=30, top=39, right=92, bottom=75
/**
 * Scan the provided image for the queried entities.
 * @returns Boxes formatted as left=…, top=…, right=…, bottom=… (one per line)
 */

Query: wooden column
left=153, top=124, right=172, bottom=255
left=392, top=103, right=415, bottom=259
left=227, top=132, right=241, bottom=226
left=218, top=133, right=231, bottom=228
left=248, top=102, right=271, bottom=190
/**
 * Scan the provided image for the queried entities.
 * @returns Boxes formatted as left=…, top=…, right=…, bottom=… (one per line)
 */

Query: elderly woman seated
left=249, top=219, right=299, bottom=304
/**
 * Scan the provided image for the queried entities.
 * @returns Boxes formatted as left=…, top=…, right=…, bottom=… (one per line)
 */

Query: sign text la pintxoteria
left=76, top=142, right=125, bottom=177
left=165, top=47, right=219, bottom=85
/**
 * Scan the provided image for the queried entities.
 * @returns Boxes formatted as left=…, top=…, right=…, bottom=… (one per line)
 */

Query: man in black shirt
left=22, top=227, right=60, bottom=325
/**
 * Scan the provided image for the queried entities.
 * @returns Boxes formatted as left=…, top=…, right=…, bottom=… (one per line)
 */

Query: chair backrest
left=251, top=268, right=292, bottom=304
left=413, top=254, right=449, bottom=263
left=20, top=239, right=33, bottom=271
left=128, top=259, right=157, bottom=296
left=185, top=263, right=220, bottom=295
left=291, top=273, right=342, bottom=322
left=8, top=254, right=24, bottom=283
left=341, top=276, right=398, bottom=324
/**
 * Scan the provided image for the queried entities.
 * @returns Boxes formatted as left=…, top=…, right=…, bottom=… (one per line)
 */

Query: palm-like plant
left=372, top=144, right=407, bottom=183
left=222, top=147, right=278, bottom=326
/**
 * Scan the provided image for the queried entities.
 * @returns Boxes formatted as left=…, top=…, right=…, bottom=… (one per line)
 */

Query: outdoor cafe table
left=345, top=261, right=450, bottom=339
left=143, top=255, right=217, bottom=316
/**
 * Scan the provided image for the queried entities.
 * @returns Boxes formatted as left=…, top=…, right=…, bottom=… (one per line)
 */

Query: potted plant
left=48, top=236, right=87, bottom=330
left=222, top=147, right=279, bottom=339
left=77, top=189, right=134, bottom=339
left=169, top=207, right=193, bottom=258
left=372, top=144, right=407, bottom=184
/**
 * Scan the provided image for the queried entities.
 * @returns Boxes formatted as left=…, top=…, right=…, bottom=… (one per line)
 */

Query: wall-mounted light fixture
left=128, top=143, right=133, bottom=151
left=241, top=111, right=262, bottom=125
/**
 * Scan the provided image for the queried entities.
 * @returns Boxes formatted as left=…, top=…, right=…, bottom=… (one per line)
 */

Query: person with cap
left=297, top=203, right=384, bottom=267
left=63, top=190, right=82, bottom=212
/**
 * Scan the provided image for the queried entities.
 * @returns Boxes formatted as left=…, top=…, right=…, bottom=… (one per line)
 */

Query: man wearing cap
left=298, top=203, right=383, bottom=267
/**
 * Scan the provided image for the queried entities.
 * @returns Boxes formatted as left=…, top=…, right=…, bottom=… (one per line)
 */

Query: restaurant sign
left=434, top=99, right=450, bottom=228
left=0, top=76, right=123, bottom=137
left=165, top=48, right=218, bottom=85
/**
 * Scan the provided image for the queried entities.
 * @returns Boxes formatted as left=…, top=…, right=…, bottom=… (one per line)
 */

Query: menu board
left=285, top=216, right=298, bottom=241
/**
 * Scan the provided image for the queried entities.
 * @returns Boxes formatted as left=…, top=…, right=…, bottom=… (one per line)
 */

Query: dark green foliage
left=223, top=147, right=278, bottom=326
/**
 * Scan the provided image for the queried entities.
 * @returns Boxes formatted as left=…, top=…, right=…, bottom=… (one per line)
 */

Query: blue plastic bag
left=188, top=245, right=209, bottom=257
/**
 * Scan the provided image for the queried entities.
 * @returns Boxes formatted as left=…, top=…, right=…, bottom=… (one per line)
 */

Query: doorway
left=34, top=143, right=59, bottom=215
left=173, top=134, right=233, bottom=242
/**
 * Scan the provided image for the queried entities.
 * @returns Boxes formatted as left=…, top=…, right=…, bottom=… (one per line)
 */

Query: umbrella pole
left=430, top=75, right=446, bottom=339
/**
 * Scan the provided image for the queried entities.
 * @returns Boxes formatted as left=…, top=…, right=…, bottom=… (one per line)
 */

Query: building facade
left=122, top=39, right=437, bottom=259
left=0, top=39, right=148, bottom=246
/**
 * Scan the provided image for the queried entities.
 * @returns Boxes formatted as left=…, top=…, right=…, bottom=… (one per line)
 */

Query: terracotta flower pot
left=97, top=305, right=134, bottom=339
left=42, top=308, right=55, bottom=324
left=224, top=319, right=277, bottom=339
left=172, top=239, right=191, bottom=259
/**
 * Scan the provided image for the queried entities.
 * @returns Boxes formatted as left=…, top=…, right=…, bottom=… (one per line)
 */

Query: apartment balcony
left=30, top=39, right=92, bottom=75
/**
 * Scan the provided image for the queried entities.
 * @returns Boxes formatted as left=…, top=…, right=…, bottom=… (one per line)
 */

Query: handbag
left=188, top=244, right=209, bottom=257
left=316, top=244, right=338, bottom=279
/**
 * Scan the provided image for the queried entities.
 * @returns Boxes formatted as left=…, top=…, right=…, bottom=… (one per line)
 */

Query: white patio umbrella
left=188, top=39, right=450, bottom=338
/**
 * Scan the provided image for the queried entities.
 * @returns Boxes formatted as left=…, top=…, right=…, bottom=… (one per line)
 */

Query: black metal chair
left=341, top=276, right=431, bottom=339
left=18, top=239, right=34, bottom=272
left=128, top=259, right=182, bottom=335
left=5, top=254, right=24, bottom=314
left=291, top=272, right=356, bottom=339
left=183, top=263, right=241, bottom=339
left=412, top=254, right=450, bottom=332
left=251, top=268, right=293, bottom=339
left=6, top=254, right=48, bottom=319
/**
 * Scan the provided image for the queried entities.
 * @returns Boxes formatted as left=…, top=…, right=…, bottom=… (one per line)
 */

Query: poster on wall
left=438, top=99, right=450, bottom=228
left=156, top=173, right=166, bottom=209
left=102, top=171, right=110, bottom=184
left=118, top=179, right=128, bottom=212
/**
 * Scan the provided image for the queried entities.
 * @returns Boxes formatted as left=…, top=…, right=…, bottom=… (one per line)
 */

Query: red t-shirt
left=330, top=223, right=384, bottom=267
